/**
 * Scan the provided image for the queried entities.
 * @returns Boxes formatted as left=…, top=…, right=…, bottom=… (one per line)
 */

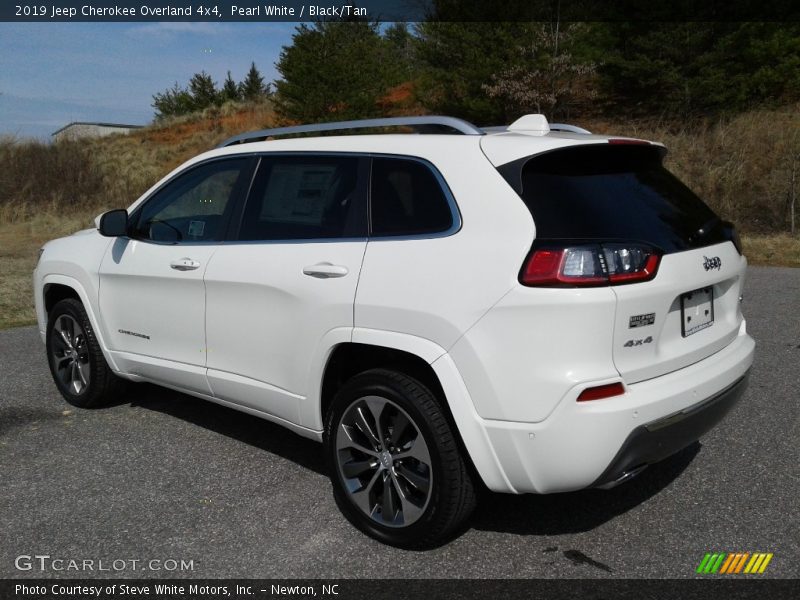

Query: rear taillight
left=520, top=243, right=661, bottom=287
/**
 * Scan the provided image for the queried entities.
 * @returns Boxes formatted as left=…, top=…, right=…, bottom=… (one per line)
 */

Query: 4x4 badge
left=624, top=336, right=653, bottom=347
left=703, top=256, right=722, bottom=271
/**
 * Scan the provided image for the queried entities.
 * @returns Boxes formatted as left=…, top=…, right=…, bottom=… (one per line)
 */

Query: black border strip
left=3, top=578, right=800, bottom=600
left=3, top=1, right=800, bottom=23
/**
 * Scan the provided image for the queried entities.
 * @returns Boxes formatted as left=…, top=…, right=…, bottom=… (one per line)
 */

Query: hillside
left=1, top=102, right=798, bottom=328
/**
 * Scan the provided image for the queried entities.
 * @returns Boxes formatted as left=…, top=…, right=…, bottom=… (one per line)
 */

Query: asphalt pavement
left=1, top=266, right=798, bottom=579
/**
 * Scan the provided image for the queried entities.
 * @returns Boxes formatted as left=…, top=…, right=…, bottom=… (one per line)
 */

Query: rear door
left=515, top=143, right=746, bottom=383
left=609, top=242, right=744, bottom=383
left=203, top=154, right=368, bottom=423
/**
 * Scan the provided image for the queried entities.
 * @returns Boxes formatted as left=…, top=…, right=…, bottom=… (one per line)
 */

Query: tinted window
left=370, top=157, right=453, bottom=236
left=238, top=156, right=364, bottom=240
left=515, top=145, right=728, bottom=253
left=134, top=158, right=249, bottom=243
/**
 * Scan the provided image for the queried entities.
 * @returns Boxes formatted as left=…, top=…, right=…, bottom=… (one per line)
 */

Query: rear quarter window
left=370, top=157, right=454, bottom=237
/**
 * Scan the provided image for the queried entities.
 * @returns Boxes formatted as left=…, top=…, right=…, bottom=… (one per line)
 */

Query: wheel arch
left=39, top=274, right=119, bottom=372
left=43, top=282, right=80, bottom=316
left=316, top=337, right=514, bottom=494
left=320, top=343, right=447, bottom=429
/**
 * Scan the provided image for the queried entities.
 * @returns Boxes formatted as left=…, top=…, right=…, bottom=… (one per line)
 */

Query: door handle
left=303, top=262, right=349, bottom=279
left=170, top=258, right=201, bottom=271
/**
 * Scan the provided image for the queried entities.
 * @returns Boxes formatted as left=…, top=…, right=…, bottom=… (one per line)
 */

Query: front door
left=99, top=156, right=254, bottom=394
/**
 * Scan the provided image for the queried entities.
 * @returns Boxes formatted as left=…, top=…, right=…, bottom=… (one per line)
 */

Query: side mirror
left=98, top=209, right=129, bottom=237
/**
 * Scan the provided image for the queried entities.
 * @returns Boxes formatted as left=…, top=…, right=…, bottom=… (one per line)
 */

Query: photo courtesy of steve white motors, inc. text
left=13, top=3, right=369, bottom=19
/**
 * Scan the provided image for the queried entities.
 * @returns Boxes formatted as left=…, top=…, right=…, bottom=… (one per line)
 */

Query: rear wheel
left=324, top=369, right=476, bottom=548
left=46, top=298, right=124, bottom=408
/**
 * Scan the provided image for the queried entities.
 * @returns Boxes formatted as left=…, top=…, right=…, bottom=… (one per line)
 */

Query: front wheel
left=324, top=369, right=476, bottom=548
left=46, top=298, right=124, bottom=408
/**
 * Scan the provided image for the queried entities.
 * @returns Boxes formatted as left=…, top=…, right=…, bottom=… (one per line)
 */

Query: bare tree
left=482, top=23, right=597, bottom=119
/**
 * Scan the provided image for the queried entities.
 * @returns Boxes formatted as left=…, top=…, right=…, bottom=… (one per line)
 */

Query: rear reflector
left=577, top=382, right=626, bottom=401
left=521, top=244, right=661, bottom=287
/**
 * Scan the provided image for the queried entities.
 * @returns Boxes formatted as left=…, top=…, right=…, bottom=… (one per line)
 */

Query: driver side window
left=133, top=158, right=249, bottom=243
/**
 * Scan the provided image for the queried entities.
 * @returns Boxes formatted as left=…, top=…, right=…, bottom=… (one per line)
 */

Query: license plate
left=681, top=287, right=714, bottom=337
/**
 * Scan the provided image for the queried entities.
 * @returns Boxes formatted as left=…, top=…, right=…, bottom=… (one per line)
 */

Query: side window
left=133, top=158, right=249, bottom=243
left=370, top=157, right=454, bottom=237
left=238, top=155, right=364, bottom=241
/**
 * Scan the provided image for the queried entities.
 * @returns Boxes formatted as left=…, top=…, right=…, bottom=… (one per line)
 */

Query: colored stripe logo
left=696, top=552, right=773, bottom=574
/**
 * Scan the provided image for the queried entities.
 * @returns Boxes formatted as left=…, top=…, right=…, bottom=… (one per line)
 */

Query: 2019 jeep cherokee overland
left=34, top=115, right=754, bottom=548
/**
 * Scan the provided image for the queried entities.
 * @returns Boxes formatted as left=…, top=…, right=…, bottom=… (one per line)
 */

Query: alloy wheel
left=50, top=314, right=91, bottom=395
left=334, top=395, right=433, bottom=528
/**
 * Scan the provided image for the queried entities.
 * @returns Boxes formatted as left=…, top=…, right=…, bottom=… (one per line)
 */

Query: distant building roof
left=51, top=121, right=145, bottom=137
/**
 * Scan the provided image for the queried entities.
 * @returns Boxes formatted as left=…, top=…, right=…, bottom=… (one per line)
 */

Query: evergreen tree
left=188, top=71, right=219, bottom=110
left=152, top=82, right=194, bottom=120
left=221, top=70, right=241, bottom=102
left=414, top=22, right=535, bottom=124
left=241, top=62, right=266, bottom=101
left=598, top=22, right=800, bottom=116
left=383, top=22, right=417, bottom=81
left=274, top=22, right=398, bottom=122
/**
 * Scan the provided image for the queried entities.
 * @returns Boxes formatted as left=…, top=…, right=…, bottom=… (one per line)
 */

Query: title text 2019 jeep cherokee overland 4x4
left=34, top=115, right=754, bottom=548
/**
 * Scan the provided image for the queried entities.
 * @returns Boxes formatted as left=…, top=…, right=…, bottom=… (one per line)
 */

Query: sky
left=0, top=22, right=297, bottom=140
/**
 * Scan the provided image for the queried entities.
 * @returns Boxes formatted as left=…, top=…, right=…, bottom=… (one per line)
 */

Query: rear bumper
left=474, top=328, right=754, bottom=494
left=591, top=372, right=749, bottom=489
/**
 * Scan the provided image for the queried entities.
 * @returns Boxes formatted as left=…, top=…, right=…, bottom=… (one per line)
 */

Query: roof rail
left=549, top=123, right=592, bottom=134
left=482, top=122, right=592, bottom=135
left=217, top=116, right=484, bottom=148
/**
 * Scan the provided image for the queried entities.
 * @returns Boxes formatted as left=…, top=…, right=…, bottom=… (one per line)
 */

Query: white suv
left=34, top=114, right=754, bottom=547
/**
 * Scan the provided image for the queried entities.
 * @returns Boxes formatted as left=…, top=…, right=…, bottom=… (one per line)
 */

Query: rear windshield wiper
left=689, top=216, right=721, bottom=245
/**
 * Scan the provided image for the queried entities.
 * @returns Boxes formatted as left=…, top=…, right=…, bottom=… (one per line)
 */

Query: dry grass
left=0, top=101, right=278, bottom=329
left=0, top=101, right=276, bottom=226
left=0, top=253, right=38, bottom=328
left=0, top=207, right=101, bottom=329
left=1, top=102, right=798, bottom=330
left=1, top=209, right=796, bottom=330
left=742, top=234, right=800, bottom=267
left=585, top=106, right=800, bottom=234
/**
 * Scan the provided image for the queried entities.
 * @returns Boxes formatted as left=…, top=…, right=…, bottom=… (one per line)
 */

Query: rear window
left=508, top=144, right=730, bottom=253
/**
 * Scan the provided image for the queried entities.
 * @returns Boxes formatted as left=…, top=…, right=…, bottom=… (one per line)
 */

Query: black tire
left=324, top=368, right=476, bottom=548
left=46, top=298, right=124, bottom=408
